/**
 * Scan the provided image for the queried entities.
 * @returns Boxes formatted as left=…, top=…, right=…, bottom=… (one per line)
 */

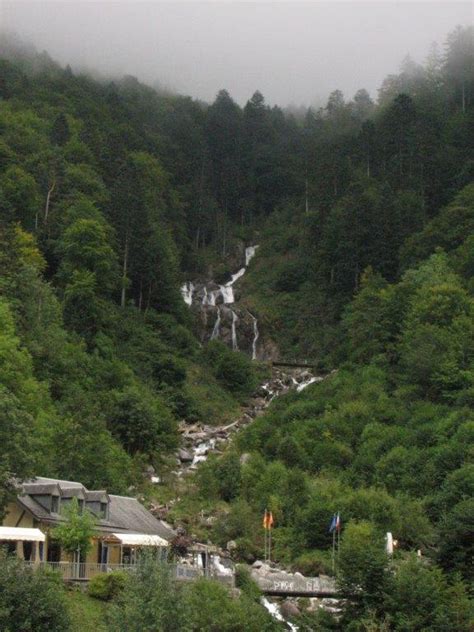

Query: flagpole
left=264, top=509, right=268, bottom=562
left=269, top=526, right=272, bottom=563
left=332, top=529, right=335, bottom=573
left=337, top=524, right=340, bottom=560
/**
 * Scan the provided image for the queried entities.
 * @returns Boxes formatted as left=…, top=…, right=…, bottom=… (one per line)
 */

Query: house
left=1, top=476, right=175, bottom=579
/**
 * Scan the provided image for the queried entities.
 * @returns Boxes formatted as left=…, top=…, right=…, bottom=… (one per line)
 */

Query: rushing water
left=245, top=245, right=259, bottom=267
left=231, top=311, right=239, bottom=351
left=249, top=312, right=259, bottom=360
left=181, top=281, right=194, bottom=306
left=182, top=245, right=260, bottom=358
left=261, top=597, right=298, bottom=631
left=210, top=307, right=221, bottom=340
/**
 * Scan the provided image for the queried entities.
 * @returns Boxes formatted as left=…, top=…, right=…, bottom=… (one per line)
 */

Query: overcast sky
left=1, top=1, right=472, bottom=106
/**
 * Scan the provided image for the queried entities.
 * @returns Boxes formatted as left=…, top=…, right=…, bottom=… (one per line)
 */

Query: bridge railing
left=22, top=561, right=234, bottom=586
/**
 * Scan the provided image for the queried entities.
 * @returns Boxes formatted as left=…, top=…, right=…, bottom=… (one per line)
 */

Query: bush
left=234, top=537, right=260, bottom=563
left=203, top=341, right=258, bottom=397
left=0, top=552, right=70, bottom=631
left=293, top=550, right=333, bottom=577
left=235, top=564, right=261, bottom=601
left=88, top=571, right=127, bottom=601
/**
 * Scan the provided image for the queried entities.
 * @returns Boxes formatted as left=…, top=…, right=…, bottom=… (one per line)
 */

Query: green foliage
left=108, top=384, right=178, bottom=457
left=107, top=553, right=280, bottom=631
left=0, top=552, right=71, bottom=632
left=337, top=521, right=388, bottom=609
left=383, top=556, right=473, bottom=632
left=183, top=578, right=279, bottom=631
left=87, top=571, right=127, bottom=601
left=52, top=497, right=96, bottom=558
left=107, top=556, right=184, bottom=632
left=67, top=591, right=108, bottom=632
left=0, top=386, right=35, bottom=517
left=204, top=340, right=258, bottom=397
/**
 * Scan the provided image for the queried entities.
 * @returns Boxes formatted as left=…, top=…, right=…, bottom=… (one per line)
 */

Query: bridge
left=271, top=359, right=320, bottom=370
left=253, top=571, right=337, bottom=598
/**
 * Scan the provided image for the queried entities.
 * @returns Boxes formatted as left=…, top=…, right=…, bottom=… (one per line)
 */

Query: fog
left=1, top=1, right=472, bottom=106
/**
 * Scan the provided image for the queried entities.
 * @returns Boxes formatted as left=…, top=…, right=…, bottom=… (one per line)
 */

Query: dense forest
left=0, top=23, right=473, bottom=631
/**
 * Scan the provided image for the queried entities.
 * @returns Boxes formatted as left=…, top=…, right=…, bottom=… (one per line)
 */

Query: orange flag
left=268, top=511, right=274, bottom=529
left=263, top=509, right=268, bottom=529
left=263, top=509, right=274, bottom=530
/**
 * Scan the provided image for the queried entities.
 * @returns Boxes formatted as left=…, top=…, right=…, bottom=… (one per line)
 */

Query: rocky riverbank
left=173, top=367, right=325, bottom=476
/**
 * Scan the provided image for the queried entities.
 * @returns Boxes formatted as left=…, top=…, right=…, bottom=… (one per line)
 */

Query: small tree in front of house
left=53, top=497, right=95, bottom=574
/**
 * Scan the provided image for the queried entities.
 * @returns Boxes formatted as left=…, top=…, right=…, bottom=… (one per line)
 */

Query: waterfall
left=229, top=267, right=246, bottom=284
left=245, top=245, right=259, bottom=267
left=231, top=311, right=239, bottom=351
left=210, top=307, right=221, bottom=340
left=182, top=245, right=261, bottom=352
left=249, top=311, right=259, bottom=360
left=181, top=282, right=194, bottom=306
left=261, top=598, right=298, bottom=632
left=220, top=285, right=234, bottom=304
left=296, top=376, right=322, bottom=392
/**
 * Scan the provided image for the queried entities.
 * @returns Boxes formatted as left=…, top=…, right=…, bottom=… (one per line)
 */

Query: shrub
left=203, top=341, right=258, bottom=397
left=88, top=571, right=127, bottom=601
left=293, top=550, right=333, bottom=577
left=0, top=552, right=70, bottom=631
left=235, top=564, right=261, bottom=601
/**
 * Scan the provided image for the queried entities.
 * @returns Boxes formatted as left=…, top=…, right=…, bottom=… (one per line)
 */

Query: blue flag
left=329, top=513, right=337, bottom=533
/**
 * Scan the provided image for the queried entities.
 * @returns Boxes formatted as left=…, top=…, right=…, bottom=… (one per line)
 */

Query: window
left=98, top=542, right=109, bottom=567
left=51, top=495, right=59, bottom=513
left=23, top=541, right=33, bottom=561
left=100, top=502, right=108, bottom=519
left=47, top=541, right=61, bottom=563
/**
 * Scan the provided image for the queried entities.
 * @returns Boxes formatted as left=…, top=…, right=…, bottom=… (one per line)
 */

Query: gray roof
left=85, top=491, right=109, bottom=502
left=33, top=477, right=83, bottom=488
left=108, top=495, right=175, bottom=540
left=16, top=477, right=175, bottom=541
left=60, top=487, right=86, bottom=499
left=23, top=483, right=61, bottom=496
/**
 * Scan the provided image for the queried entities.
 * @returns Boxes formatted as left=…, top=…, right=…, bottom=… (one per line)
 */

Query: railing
left=22, top=561, right=234, bottom=586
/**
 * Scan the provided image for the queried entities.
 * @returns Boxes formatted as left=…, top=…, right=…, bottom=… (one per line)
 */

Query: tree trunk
left=44, top=179, right=56, bottom=224
left=121, top=232, right=129, bottom=308
left=138, top=278, right=143, bottom=311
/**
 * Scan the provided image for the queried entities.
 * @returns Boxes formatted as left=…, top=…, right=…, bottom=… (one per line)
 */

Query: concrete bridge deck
left=253, top=571, right=337, bottom=598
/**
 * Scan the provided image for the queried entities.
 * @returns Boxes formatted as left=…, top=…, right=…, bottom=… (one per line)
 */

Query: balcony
left=22, top=560, right=235, bottom=586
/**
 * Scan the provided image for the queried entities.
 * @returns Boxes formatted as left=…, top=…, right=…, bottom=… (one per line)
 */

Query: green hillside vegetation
left=0, top=40, right=265, bottom=502
left=0, top=24, right=473, bottom=631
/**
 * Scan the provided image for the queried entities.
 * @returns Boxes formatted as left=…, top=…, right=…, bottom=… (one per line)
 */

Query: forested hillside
left=0, top=24, right=473, bottom=630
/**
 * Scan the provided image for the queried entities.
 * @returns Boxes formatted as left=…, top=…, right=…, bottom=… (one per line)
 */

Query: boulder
left=280, top=600, right=301, bottom=619
left=178, top=449, right=193, bottom=462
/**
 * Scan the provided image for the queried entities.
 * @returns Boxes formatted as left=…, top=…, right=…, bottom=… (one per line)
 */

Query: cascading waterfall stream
left=210, top=307, right=221, bottom=340
left=249, top=311, right=259, bottom=360
left=245, top=245, right=259, bottom=266
left=182, top=245, right=260, bottom=357
left=231, top=311, right=239, bottom=351
left=180, top=281, right=194, bottom=306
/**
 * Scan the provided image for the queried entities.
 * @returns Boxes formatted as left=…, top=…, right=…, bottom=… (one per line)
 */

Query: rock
left=226, top=540, right=237, bottom=551
left=178, top=449, right=193, bottom=462
left=240, top=453, right=251, bottom=465
left=252, top=560, right=264, bottom=568
left=280, top=600, right=301, bottom=619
